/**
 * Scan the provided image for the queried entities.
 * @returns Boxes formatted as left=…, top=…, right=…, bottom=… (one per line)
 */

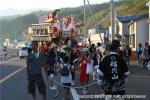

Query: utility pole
left=14, top=31, right=17, bottom=47
left=83, top=0, right=86, bottom=45
left=15, top=31, right=16, bottom=41
left=0, top=17, right=2, bottom=52
left=111, top=0, right=115, bottom=41
left=86, top=0, right=103, bottom=43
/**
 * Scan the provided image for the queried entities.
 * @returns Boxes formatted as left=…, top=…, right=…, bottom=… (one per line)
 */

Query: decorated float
left=29, top=10, right=84, bottom=49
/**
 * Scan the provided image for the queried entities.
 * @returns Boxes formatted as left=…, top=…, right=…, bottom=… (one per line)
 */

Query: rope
left=52, top=79, right=98, bottom=89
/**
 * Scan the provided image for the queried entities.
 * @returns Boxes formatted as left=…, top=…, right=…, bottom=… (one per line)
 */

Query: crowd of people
left=136, top=42, right=150, bottom=68
left=26, top=38, right=150, bottom=100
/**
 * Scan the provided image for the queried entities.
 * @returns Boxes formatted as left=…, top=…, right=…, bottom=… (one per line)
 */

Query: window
left=131, top=24, right=135, bottom=33
left=116, top=22, right=119, bottom=34
left=130, top=34, right=135, bottom=48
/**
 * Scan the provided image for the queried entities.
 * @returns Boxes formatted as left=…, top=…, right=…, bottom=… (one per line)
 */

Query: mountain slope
left=0, top=0, right=149, bottom=43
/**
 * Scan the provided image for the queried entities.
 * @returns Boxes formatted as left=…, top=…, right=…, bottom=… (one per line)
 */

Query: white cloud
left=0, top=0, right=110, bottom=10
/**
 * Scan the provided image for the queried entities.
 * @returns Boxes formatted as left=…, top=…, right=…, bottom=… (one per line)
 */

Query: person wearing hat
left=46, top=43, right=58, bottom=89
left=97, top=40, right=129, bottom=99
left=100, top=44, right=111, bottom=62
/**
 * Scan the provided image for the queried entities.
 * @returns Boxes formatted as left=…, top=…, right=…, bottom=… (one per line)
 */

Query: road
left=0, top=58, right=150, bottom=100
left=0, top=58, right=72, bottom=100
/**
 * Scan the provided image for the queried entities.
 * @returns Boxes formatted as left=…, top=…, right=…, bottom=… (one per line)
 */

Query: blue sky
left=0, top=0, right=110, bottom=10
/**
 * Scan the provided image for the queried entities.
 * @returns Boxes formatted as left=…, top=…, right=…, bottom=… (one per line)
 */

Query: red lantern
left=53, top=26, right=57, bottom=32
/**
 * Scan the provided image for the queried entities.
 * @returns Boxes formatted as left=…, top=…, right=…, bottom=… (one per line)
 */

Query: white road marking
left=0, top=67, right=25, bottom=84
left=0, top=57, right=19, bottom=64
left=70, top=88, right=80, bottom=100
left=129, top=74, right=150, bottom=78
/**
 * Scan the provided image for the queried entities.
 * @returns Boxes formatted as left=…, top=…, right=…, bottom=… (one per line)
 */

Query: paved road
left=0, top=58, right=150, bottom=100
left=0, top=58, right=72, bottom=100
left=73, top=67, right=150, bottom=100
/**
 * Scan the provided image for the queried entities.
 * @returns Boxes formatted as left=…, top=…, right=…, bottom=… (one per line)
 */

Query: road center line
left=0, top=67, right=25, bottom=84
left=0, top=57, right=19, bottom=64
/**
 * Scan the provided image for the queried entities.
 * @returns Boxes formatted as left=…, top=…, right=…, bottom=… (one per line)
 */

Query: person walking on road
left=98, top=40, right=130, bottom=100
left=141, top=42, right=149, bottom=67
left=79, top=49, right=90, bottom=94
left=3, top=46, right=7, bottom=60
left=46, top=43, right=57, bottom=89
left=136, top=43, right=143, bottom=67
left=26, top=41, right=47, bottom=100
left=123, top=45, right=131, bottom=66
left=57, top=56, right=73, bottom=100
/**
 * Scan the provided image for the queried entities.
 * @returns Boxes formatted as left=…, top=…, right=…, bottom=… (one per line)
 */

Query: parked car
left=19, top=47, right=28, bottom=59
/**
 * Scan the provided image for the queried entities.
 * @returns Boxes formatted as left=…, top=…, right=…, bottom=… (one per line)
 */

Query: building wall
left=109, top=26, right=112, bottom=38
left=136, top=18, right=149, bottom=48
left=122, top=23, right=130, bottom=44
left=129, top=23, right=136, bottom=51
left=88, top=29, right=97, bottom=34
left=115, top=21, right=130, bottom=44
left=149, top=6, right=150, bottom=43
left=134, top=22, right=137, bottom=51
left=118, top=22, right=123, bottom=35
left=122, top=23, right=128, bottom=35
left=129, top=23, right=137, bottom=60
left=90, top=34, right=104, bottom=44
left=110, top=21, right=123, bottom=40
left=146, top=2, right=150, bottom=44
left=88, top=28, right=108, bottom=44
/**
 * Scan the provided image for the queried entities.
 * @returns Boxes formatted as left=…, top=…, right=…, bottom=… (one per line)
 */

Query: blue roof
left=128, top=14, right=149, bottom=25
left=132, top=14, right=148, bottom=21
left=117, top=16, right=139, bottom=23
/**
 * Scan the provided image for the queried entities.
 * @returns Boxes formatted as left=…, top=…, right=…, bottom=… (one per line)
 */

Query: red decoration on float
left=70, top=28, right=75, bottom=33
left=53, top=26, right=57, bottom=32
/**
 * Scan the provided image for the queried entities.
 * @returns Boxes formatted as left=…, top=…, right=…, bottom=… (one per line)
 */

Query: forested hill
left=0, top=0, right=149, bottom=42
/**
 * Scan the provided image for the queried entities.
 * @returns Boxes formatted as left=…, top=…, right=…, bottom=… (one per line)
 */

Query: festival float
left=28, top=10, right=84, bottom=49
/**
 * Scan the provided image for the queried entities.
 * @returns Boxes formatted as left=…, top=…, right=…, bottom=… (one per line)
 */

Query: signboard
left=31, top=35, right=51, bottom=41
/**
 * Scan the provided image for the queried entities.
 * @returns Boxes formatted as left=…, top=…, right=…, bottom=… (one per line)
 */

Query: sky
left=0, top=0, right=110, bottom=10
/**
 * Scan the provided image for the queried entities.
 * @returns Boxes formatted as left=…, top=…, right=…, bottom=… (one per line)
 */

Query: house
left=88, top=28, right=109, bottom=44
left=128, top=14, right=149, bottom=51
left=146, top=1, right=150, bottom=43
left=114, top=15, right=139, bottom=44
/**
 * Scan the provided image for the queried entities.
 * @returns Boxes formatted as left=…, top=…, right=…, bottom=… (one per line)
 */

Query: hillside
left=0, top=13, right=39, bottom=42
left=88, top=0, right=149, bottom=28
left=0, top=0, right=149, bottom=43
